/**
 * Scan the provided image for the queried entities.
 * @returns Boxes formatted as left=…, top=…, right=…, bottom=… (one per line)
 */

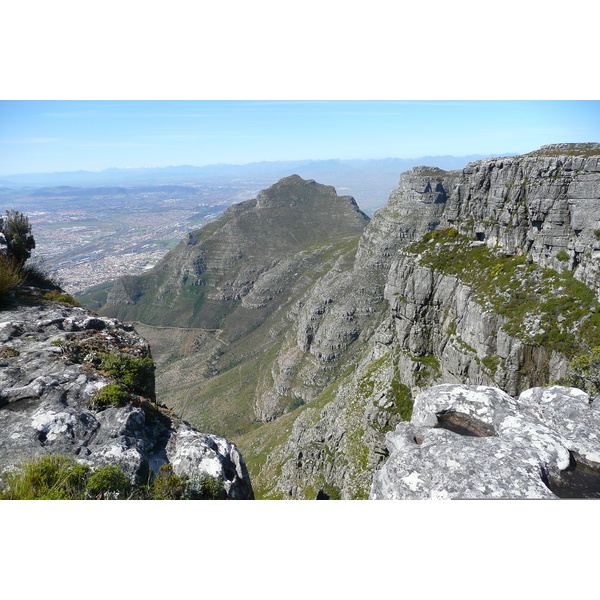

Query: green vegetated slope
left=135, top=235, right=362, bottom=439
left=408, top=228, right=600, bottom=358
left=238, top=229, right=600, bottom=499
left=85, top=175, right=370, bottom=440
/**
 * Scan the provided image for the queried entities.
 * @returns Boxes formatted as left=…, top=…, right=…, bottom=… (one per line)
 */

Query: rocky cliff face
left=240, top=143, right=600, bottom=499
left=255, top=166, right=456, bottom=422
left=0, top=298, right=253, bottom=499
left=81, top=144, right=600, bottom=500
left=440, top=143, right=600, bottom=295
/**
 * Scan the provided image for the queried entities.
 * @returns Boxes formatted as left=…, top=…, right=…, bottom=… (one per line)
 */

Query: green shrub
left=183, top=472, right=227, bottom=500
left=151, top=464, right=188, bottom=499
left=43, top=289, right=79, bottom=306
left=0, top=346, right=20, bottom=358
left=0, top=456, right=91, bottom=500
left=482, top=355, right=501, bottom=375
left=0, top=456, right=224, bottom=500
left=556, top=250, right=569, bottom=262
left=564, top=346, right=600, bottom=396
left=594, top=230, right=600, bottom=240
left=0, top=253, right=24, bottom=304
left=98, top=352, right=154, bottom=397
left=390, top=378, right=414, bottom=421
left=85, top=465, right=131, bottom=499
left=91, top=383, right=129, bottom=409
left=0, top=210, right=35, bottom=266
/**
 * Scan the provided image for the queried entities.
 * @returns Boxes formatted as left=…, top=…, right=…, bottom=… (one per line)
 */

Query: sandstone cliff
left=239, top=143, right=600, bottom=498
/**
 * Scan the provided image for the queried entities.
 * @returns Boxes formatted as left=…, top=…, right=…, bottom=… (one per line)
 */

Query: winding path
left=131, top=321, right=229, bottom=345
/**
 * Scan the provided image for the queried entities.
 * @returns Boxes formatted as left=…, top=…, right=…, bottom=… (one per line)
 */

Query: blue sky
left=0, top=100, right=598, bottom=176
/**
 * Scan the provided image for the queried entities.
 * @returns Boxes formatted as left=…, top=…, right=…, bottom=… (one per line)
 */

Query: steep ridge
left=88, top=176, right=370, bottom=436
left=85, top=144, right=600, bottom=499
left=100, top=175, right=368, bottom=330
left=245, top=166, right=456, bottom=430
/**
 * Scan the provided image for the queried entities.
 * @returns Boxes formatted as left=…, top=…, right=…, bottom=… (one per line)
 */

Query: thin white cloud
left=142, top=133, right=266, bottom=141
left=40, top=111, right=214, bottom=118
left=1, top=137, right=64, bottom=144
left=72, top=141, right=149, bottom=147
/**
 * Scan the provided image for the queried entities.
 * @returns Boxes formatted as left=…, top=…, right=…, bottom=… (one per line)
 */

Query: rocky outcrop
left=0, top=300, right=253, bottom=499
left=370, top=384, right=600, bottom=499
left=440, top=143, right=600, bottom=296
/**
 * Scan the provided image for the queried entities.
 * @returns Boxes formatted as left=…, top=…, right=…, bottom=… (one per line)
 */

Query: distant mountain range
left=0, top=155, right=518, bottom=214
left=0, top=155, right=516, bottom=188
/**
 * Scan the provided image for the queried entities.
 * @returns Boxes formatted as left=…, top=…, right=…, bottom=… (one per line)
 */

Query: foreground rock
left=370, top=384, right=600, bottom=499
left=0, top=299, right=253, bottom=499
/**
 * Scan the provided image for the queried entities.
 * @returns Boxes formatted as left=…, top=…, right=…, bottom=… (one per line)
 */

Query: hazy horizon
left=1, top=100, right=598, bottom=177
left=0, top=151, right=517, bottom=178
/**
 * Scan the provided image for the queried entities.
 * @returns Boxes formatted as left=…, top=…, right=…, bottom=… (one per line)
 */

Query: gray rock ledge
left=0, top=301, right=253, bottom=499
left=371, top=383, right=600, bottom=499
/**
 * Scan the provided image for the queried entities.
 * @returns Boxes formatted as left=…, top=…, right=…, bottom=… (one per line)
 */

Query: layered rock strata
left=247, top=144, right=600, bottom=498
left=440, top=143, right=600, bottom=295
left=101, top=175, right=369, bottom=330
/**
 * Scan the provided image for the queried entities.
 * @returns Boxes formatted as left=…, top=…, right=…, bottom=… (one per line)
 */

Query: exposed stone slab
left=371, top=384, right=599, bottom=499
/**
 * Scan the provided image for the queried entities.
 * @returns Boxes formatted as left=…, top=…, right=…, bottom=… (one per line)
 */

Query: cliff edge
left=0, top=294, right=254, bottom=499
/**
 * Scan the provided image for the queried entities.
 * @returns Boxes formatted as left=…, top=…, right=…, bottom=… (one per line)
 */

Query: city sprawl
left=0, top=181, right=265, bottom=294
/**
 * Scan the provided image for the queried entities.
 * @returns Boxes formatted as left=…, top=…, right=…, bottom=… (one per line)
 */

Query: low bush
left=389, top=378, right=414, bottom=421
left=151, top=464, right=188, bottom=499
left=0, top=254, right=24, bottom=304
left=0, top=454, right=229, bottom=500
left=91, top=383, right=130, bottom=409
left=43, top=289, right=79, bottom=306
left=183, top=472, right=227, bottom=500
left=564, top=346, right=600, bottom=396
left=85, top=465, right=131, bottom=499
left=98, top=352, right=155, bottom=397
left=0, top=456, right=91, bottom=500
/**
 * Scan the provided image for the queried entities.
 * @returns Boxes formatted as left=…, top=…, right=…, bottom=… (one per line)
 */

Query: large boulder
left=371, top=384, right=600, bottom=499
left=0, top=301, right=253, bottom=499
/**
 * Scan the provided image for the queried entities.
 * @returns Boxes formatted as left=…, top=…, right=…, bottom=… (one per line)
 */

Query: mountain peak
left=255, top=174, right=348, bottom=210
left=96, top=175, right=369, bottom=330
